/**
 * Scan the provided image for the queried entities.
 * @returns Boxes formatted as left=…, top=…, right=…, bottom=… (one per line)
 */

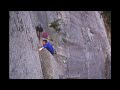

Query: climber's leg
left=36, top=31, right=39, bottom=40
left=38, top=31, right=41, bottom=43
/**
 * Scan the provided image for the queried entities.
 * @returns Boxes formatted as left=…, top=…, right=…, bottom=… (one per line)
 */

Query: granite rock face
left=9, top=11, right=43, bottom=79
left=9, top=11, right=111, bottom=79
left=39, top=49, right=60, bottom=79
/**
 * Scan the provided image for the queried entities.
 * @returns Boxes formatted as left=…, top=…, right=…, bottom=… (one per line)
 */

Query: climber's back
left=39, top=39, right=54, bottom=55
left=43, top=40, right=54, bottom=55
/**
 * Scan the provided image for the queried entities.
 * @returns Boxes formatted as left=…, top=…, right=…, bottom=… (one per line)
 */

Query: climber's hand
left=39, top=47, right=44, bottom=51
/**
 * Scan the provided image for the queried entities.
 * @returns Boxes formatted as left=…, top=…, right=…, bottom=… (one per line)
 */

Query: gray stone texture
left=9, top=11, right=111, bottom=79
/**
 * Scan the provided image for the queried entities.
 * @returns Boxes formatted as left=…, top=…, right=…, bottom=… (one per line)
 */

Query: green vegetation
left=103, top=11, right=111, bottom=30
left=49, top=19, right=61, bottom=33
left=103, top=11, right=111, bottom=21
left=102, top=11, right=111, bottom=45
left=49, top=19, right=68, bottom=44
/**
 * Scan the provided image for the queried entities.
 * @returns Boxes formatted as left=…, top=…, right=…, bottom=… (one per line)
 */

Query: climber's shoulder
left=47, top=41, right=52, bottom=45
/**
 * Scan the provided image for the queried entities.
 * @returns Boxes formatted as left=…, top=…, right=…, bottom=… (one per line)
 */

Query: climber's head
left=41, top=32, right=48, bottom=39
left=42, top=39, right=47, bottom=46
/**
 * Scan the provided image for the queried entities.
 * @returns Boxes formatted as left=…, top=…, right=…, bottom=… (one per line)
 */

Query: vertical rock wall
left=9, top=11, right=111, bottom=79
left=9, top=11, right=43, bottom=79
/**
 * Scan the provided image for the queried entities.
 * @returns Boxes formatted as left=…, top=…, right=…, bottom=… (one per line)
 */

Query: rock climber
left=39, top=38, right=55, bottom=55
left=36, top=25, right=43, bottom=42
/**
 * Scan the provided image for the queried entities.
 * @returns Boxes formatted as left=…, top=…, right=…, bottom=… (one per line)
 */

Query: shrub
left=49, top=19, right=61, bottom=33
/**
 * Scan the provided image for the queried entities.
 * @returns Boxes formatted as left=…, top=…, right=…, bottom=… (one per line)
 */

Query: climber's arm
left=39, top=47, right=44, bottom=51
left=39, top=44, right=47, bottom=51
